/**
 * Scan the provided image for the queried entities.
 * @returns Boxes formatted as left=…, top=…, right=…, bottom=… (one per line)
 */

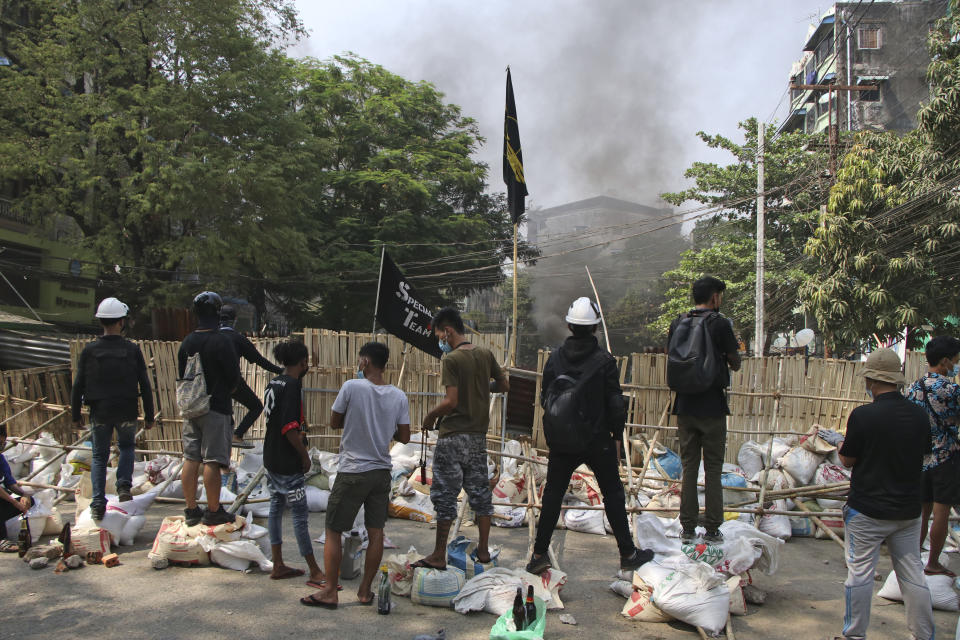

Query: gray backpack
left=176, top=351, right=210, bottom=419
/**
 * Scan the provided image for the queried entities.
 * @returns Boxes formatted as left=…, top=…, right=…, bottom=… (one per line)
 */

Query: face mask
left=356, top=368, right=365, bottom=380
left=950, top=364, right=960, bottom=378
left=865, top=383, right=874, bottom=400
left=438, top=335, right=453, bottom=353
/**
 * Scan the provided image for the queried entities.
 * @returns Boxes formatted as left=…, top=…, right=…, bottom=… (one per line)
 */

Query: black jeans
left=677, top=414, right=726, bottom=532
left=232, top=378, right=264, bottom=438
left=534, top=437, right=634, bottom=557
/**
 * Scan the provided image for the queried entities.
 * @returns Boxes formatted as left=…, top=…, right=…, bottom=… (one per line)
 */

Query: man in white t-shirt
left=303, top=341, right=410, bottom=609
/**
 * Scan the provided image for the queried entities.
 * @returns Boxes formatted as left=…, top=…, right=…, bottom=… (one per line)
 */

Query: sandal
left=0, top=540, right=18, bottom=553
left=306, top=580, right=343, bottom=591
left=301, top=594, right=337, bottom=609
left=924, top=567, right=956, bottom=578
left=411, top=558, right=446, bottom=570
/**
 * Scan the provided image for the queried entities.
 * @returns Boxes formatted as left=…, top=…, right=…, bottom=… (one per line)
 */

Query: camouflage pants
left=430, top=433, right=493, bottom=521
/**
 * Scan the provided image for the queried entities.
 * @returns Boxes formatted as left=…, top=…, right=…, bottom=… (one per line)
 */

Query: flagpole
left=372, top=245, right=386, bottom=335
left=509, top=223, right=519, bottom=367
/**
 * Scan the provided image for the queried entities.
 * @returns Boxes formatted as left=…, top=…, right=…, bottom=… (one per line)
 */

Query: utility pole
left=789, top=82, right=879, bottom=178
left=754, top=120, right=765, bottom=357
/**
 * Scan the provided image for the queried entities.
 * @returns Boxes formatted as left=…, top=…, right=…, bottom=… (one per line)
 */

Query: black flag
left=375, top=252, right=443, bottom=359
left=503, top=67, right=528, bottom=224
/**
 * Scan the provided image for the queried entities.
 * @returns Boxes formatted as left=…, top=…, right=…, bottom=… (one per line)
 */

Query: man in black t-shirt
left=666, top=276, right=740, bottom=545
left=219, top=305, right=283, bottom=448
left=832, top=349, right=933, bottom=640
left=177, top=291, right=240, bottom=526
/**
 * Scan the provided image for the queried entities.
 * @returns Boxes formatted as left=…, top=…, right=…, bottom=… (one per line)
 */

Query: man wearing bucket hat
left=832, top=349, right=933, bottom=640
left=525, top=296, right=653, bottom=576
left=71, top=297, right=155, bottom=521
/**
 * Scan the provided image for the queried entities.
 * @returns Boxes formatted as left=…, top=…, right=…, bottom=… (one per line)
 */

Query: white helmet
left=95, top=297, right=129, bottom=319
left=565, top=296, right=601, bottom=326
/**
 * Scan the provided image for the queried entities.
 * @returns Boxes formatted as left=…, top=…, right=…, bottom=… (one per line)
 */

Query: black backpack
left=666, top=311, right=723, bottom=394
left=542, top=351, right=608, bottom=453
left=84, top=339, right=140, bottom=402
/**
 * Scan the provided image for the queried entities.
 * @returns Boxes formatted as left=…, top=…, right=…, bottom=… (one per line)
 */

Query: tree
left=653, top=119, right=829, bottom=350
left=0, top=0, right=308, bottom=329
left=292, top=55, right=534, bottom=330
left=802, top=4, right=960, bottom=350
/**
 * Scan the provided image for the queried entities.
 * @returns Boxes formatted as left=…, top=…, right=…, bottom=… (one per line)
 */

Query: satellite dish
left=772, top=336, right=787, bottom=349
left=795, top=328, right=815, bottom=347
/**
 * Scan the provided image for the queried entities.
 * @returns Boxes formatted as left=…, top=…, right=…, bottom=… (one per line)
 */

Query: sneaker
left=703, top=530, right=724, bottom=545
left=90, top=504, right=106, bottom=521
left=525, top=553, right=551, bottom=576
left=118, top=490, right=133, bottom=502
left=201, top=506, right=235, bottom=526
left=184, top=507, right=203, bottom=526
left=620, top=548, right=654, bottom=571
left=680, top=529, right=698, bottom=545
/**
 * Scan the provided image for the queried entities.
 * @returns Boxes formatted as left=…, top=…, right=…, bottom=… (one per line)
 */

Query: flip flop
left=306, top=580, right=343, bottom=591
left=924, top=567, right=956, bottom=577
left=271, top=567, right=306, bottom=580
left=411, top=558, right=446, bottom=570
left=0, top=540, right=18, bottom=553
left=300, top=594, right=338, bottom=609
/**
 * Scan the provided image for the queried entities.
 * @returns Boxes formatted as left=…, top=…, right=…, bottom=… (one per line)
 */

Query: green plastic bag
left=489, top=597, right=546, bottom=640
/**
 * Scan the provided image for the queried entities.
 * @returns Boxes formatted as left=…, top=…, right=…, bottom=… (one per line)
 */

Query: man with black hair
left=177, top=291, right=240, bottom=526
left=0, top=425, right=33, bottom=551
left=412, top=308, right=508, bottom=571
left=526, top=297, right=653, bottom=576
left=305, top=341, right=410, bottom=608
left=71, top=297, right=155, bottom=520
left=219, top=304, right=283, bottom=448
left=667, top=276, right=740, bottom=545
left=906, top=335, right=960, bottom=577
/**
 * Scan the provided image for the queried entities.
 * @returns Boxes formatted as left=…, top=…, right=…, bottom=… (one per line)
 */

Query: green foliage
left=652, top=119, right=828, bottom=349
left=802, top=3, right=960, bottom=350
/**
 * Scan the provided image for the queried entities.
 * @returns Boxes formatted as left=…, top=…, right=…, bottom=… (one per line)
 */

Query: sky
left=290, top=1, right=829, bottom=212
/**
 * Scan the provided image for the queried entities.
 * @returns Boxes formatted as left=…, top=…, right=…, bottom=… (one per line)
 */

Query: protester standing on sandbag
left=413, top=308, right=508, bottom=571
left=526, top=297, right=654, bottom=576
left=0, top=425, right=33, bottom=553
left=831, top=349, right=934, bottom=640
left=218, top=304, right=283, bottom=449
left=258, top=340, right=325, bottom=584
left=666, top=277, right=740, bottom=545
left=303, top=341, right=410, bottom=608
left=177, top=291, right=240, bottom=526
left=71, top=297, right=155, bottom=521
left=905, top=336, right=960, bottom=578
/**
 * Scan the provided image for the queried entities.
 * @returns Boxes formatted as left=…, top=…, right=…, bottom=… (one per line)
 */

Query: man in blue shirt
left=0, top=425, right=33, bottom=551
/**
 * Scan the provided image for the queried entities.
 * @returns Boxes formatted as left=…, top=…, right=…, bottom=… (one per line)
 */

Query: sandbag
left=148, top=516, right=210, bottom=566
left=650, top=447, right=682, bottom=479
left=387, top=546, right=420, bottom=596
left=878, top=570, right=960, bottom=611
left=501, top=440, right=523, bottom=478
left=569, top=469, right=602, bottom=505
left=210, top=539, right=274, bottom=572
left=493, top=504, right=526, bottom=528
left=737, top=441, right=765, bottom=478
left=682, top=542, right=724, bottom=567
left=620, top=574, right=672, bottom=622
left=119, top=515, right=147, bottom=546
left=489, top=596, right=546, bottom=639
left=447, top=535, right=500, bottom=579
left=652, top=562, right=730, bottom=636
left=814, top=462, right=850, bottom=510
left=24, top=489, right=56, bottom=543
left=389, top=493, right=435, bottom=523
left=761, top=437, right=794, bottom=466
left=70, top=527, right=111, bottom=556
left=719, top=520, right=784, bottom=575
left=42, top=508, right=64, bottom=536
left=411, top=566, right=466, bottom=607
left=790, top=516, right=816, bottom=538
left=452, top=567, right=566, bottom=614
left=750, top=468, right=796, bottom=492
left=610, top=579, right=633, bottom=598
left=305, top=486, right=330, bottom=512
left=492, top=476, right=525, bottom=503
left=563, top=503, right=605, bottom=535
left=634, top=512, right=681, bottom=555
left=757, top=500, right=792, bottom=540
left=714, top=536, right=762, bottom=576
left=777, top=446, right=823, bottom=486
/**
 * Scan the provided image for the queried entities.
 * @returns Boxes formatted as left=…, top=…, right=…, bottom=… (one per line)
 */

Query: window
left=859, top=86, right=880, bottom=102
left=859, top=27, right=880, bottom=49
left=815, top=36, right=835, bottom=66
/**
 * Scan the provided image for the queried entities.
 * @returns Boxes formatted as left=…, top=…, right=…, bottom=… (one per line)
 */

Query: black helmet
left=219, top=304, right=237, bottom=325
left=193, top=291, right=222, bottom=319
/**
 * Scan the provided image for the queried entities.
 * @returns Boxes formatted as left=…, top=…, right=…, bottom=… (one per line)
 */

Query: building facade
left=781, top=1, right=948, bottom=136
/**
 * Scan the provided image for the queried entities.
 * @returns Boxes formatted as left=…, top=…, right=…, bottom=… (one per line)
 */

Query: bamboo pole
left=2, top=406, right=67, bottom=453
left=0, top=397, right=44, bottom=432
left=794, top=500, right=845, bottom=548
left=21, top=426, right=89, bottom=482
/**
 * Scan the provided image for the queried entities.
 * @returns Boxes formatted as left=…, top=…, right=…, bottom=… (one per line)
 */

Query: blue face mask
left=356, top=368, right=365, bottom=380
left=950, top=364, right=960, bottom=378
left=438, top=339, right=453, bottom=354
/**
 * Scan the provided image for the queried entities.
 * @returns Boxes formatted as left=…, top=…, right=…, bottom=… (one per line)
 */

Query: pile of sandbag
left=147, top=514, right=272, bottom=572
left=877, top=552, right=960, bottom=611
left=613, top=515, right=784, bottom=635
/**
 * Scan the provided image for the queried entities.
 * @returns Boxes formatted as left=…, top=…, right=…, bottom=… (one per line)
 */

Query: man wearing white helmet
left=71, top=297, right=155, bottom=520
left=526, top=296, right=653, bottom=576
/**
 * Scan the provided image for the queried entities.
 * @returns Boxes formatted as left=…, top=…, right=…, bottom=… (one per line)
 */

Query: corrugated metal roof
left=0, top=330, right=72, bottom=370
